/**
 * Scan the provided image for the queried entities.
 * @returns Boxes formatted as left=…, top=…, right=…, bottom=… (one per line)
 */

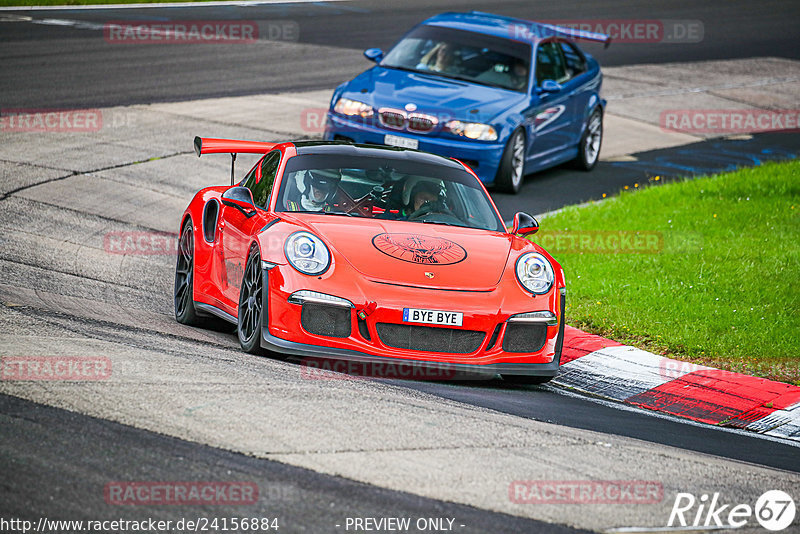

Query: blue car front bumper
left=324, top=113, right=506, bottom=185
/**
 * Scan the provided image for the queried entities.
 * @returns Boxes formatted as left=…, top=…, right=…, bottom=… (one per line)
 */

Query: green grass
left=531, top=160, right=800, bottom=384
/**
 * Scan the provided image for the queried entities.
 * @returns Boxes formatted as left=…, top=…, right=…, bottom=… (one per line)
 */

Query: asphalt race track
left=1, top=395, right=583, bottom=534
left=1, top=1, right=800, bottom=533
left=2, top=0, right=800, bottom=108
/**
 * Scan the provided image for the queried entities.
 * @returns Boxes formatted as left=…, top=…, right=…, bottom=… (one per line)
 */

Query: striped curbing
left=554, top=326, right=800, bottom=442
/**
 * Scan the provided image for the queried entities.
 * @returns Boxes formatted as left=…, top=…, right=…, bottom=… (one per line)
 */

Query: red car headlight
left=515, top=252, right=554, bottom=294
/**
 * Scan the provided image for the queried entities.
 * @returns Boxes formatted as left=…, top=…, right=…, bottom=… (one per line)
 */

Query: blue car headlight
left=515, top=252, right=554, bottom=294
left=445, top=120, right=498, bottom=141
left=285, top=232, right=331, bottom=275
left=333, top=97, right=374, bottom=118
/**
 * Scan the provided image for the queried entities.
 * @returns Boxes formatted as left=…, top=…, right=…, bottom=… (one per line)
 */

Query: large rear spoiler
left=194, top=136, right=276, bottom=156
left=193, top=136, right=277, bottom=185
left=467, top=11, right=612, bottom=48
left=540, top=23, right=612, bottom=48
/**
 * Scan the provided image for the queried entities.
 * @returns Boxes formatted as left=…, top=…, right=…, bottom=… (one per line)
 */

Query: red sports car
left=175, top=137, right=566, bottom=383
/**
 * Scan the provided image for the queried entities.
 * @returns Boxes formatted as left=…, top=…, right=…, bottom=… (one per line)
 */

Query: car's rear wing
left=194, top=136, right=276, bottom=156
left=540, top=23, right=612, bottom=48
left=467, top=12, right=612, bottom=49
left=194, top=136, right=278, bottom=185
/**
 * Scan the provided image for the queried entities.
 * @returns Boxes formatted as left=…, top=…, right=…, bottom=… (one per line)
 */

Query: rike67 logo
left=668, top=490, right=796, bottom=531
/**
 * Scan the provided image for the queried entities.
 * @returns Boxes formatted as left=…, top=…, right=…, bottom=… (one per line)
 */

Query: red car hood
left=298, top=216, right=512, bottom=291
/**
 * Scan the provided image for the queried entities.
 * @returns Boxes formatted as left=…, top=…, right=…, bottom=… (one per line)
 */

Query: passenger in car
left=417, top=42, right=463, bottom=74
left=476, top=59, right=529, bottom=91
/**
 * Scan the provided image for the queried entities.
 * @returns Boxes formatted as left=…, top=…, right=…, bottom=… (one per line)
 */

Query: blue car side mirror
left=363, top=48, right=384, bottom=63
left=537, top=80, right=563, bottom=94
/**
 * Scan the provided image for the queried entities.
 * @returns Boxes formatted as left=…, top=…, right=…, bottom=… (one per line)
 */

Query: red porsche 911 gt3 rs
left=175, top=137, right=565, bottom=383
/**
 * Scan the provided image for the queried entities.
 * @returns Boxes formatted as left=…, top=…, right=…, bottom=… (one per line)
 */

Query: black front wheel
left=237, top=247, right=265, bottom=354
left=174, top=221, right=201, bottom=325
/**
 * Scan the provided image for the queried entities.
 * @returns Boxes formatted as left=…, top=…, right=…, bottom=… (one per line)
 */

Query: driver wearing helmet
left=287, top=169, right=341, bottom=212
left=407, top=180, right=441, bottom=214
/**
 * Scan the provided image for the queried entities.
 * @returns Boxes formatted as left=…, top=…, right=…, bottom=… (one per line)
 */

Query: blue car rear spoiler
left=539, top=23, right=612, bottom=48
left=466, top=12, right=612, bottom=48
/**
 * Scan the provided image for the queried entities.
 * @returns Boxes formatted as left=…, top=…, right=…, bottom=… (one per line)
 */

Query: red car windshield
left=276, top=154, right=504, bottom=232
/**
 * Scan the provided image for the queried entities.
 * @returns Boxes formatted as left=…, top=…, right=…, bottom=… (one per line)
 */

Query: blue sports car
left=324, top=11, right=610, bottom=194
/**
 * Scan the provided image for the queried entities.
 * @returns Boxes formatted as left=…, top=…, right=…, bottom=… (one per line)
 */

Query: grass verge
left=531, top=159, right=799, bottom=384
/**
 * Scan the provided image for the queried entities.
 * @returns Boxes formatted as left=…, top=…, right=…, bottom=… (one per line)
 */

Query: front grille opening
left=380, top=111, right=406, bottom=129
left=485, top=323, right=503, bottom=351
left=300, top=304, right=351, bottom=338
left=408, top=114, right=437, bottom=133
left=357, top=317, right=371, bottom=341
left=502, top=323, right=548, bottom=353
left=376, top=323, right=485, bottom=354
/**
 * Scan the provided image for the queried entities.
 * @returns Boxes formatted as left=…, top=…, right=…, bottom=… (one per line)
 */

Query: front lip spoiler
left=260, top=328, right=560, bottom=378
left=258, top=266, right=564, bottom=379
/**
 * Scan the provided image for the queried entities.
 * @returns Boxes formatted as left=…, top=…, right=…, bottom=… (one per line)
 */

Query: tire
left=501, top=374, right=553, bottom=385
left=494, top=129, right=526, bottom=194
left=574, top=108, right=603, bottom=171
left=237, top=245, right=265, bottom=354
left=174, top=220, right=202, bottom=325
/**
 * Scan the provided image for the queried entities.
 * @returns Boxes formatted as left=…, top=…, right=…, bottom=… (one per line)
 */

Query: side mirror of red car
left=221, top=186, right=257, bottom=218
left=511, top=212, right=539, bottom=236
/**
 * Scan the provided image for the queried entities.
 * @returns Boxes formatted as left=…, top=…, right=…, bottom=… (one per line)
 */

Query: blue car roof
left=422, top=11, right=611, bottom=48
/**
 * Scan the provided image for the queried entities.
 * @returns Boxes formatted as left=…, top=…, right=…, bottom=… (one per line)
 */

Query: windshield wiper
left=417, top=219, right=470, bottom=228
left=288, top=209, right=356, bottom=217
left=382, top=64, right=469, bottom=85
left=321, top=210, right=357, bottom=217
left=383, top=64, right=521, bottom=92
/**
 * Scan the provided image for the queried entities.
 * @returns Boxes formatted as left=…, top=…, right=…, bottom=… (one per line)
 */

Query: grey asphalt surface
left=1, top=0, right=800, bottom=108
left=1, top=1, right=800, bottom=531
left=0, top=393, right=586, bottom=534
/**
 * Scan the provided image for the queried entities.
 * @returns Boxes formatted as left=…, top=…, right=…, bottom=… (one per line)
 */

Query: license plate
left=384, top=134, right=418, bottom=150
left=403, top=308, right=463, bottom=326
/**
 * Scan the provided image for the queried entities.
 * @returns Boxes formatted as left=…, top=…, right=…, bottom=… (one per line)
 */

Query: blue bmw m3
left=324, top=11, right=610, bottom=194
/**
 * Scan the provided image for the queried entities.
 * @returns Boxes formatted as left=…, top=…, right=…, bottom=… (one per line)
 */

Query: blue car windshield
left=381, top=25, right=532, bottom=93
left=277, top=154, right=505, bottom=232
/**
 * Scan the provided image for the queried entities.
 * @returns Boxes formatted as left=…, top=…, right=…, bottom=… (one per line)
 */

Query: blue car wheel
left=495, top=129, right=526, bottom=194
left=575, top=109, right=603, bottom=171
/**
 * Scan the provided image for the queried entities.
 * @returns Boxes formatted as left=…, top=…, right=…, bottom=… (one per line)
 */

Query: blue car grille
left=378, top=108, right=438, bottom=133
left=408, top=114, right=437, bottom=132
left=379, top=109, right=406, bottom=129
